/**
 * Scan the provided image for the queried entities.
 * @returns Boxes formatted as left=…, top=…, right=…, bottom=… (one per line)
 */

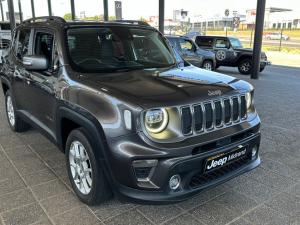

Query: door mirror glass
left=22, top=55, right=49, bottom=71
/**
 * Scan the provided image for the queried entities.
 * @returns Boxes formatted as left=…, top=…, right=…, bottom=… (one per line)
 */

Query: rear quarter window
left=195, top=37, right=214, bottom=48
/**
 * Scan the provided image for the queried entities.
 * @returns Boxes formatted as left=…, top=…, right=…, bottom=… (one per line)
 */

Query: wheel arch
left=1, top=76, right=11, bottom=95
left=237, top=55, right=252, bottom=65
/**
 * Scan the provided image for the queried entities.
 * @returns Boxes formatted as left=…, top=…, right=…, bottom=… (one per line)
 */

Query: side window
left=195, top=37, right=213, bottom=48
left=34, top=32, right=54, bottom=67
left=179, top=39, right=193, bottom=51
left=16, top=28, right=31, bottom=60
left=214, top=39, right=230, bottom=48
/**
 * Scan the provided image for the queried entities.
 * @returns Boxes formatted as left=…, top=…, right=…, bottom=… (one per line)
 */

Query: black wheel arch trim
left=56, top=105, right=117, bottom=191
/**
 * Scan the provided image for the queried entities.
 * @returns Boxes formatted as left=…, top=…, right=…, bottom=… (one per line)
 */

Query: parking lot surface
left=0, top=65, right=299, bottom=225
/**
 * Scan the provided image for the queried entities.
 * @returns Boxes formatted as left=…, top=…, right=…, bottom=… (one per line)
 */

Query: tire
left=65, top=128, right=112, bottom=205
left=5, top=90, right=30, bottom=132
left=260, top=66, right=265, bottom=72
left=202, top=60, right=214, bottom=71
left=238, top=58, right=252, bottom=75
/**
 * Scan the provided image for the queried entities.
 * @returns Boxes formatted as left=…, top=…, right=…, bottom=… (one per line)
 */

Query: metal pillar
left=18, top=0, right=23, bottom=22
left=0, top=0, right=4, bottom=21
left=251, top=0, right=266, bottom=79
left=7, top=0, right=16, bottom=32
left=158, top=0, right=164, bottom=33
left=31, top=0, right=35, bottom=18
left=47, top=0, right=52, bottom=16
left=103, top=0, right=108, bottom=21
left=70, top=0, right=75, bottom=20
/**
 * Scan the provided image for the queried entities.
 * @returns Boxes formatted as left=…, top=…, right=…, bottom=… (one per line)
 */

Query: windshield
left=229, top=38, right=243, bottom=49
left=67, top=26, right=175, bottom=73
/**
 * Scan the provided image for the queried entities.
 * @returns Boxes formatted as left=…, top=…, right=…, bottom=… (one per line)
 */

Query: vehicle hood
left=77, top=66, right=252, bottom=108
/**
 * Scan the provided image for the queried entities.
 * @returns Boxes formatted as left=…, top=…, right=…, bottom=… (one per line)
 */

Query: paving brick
left=105, top=210, right=152, bottom=225
left=178, top=184, right=229, bottom=210
left=163, top=213, right=205, bottom=225
left=23, top=169, right=57, bottom=187
left=190, top=200, right=240, bottom=225
left=0, top=136, right=25, bottom=149
left=265, top=192, right=300, bottom=217
left=0, top=176, right=25, bottom=196
left=91, top=200, right=136, bottom=221
left=243, top=204, right=289, bottom=225
left=41, top=191, right=82, bottom=216
left=31, top=179, right=68, bottom=200
left=138, top=204, right=182, bottom=224
left=1, top=203, right=48, bottom=225
left=0, top=189, right=35, bottom=213
left=12, top=155, right=47, bottom=176
left=229, top=218, right=253, bottom=225
left=53, top=206, right=102, bottom=225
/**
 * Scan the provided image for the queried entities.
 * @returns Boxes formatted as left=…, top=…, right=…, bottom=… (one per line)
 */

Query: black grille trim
left=181, top=107, right=192, bottom=135
left=182, top=95, right=248, bottom=135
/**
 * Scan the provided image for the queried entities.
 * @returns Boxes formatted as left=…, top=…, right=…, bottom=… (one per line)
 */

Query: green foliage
left=63, top=13, right=73, bottom=21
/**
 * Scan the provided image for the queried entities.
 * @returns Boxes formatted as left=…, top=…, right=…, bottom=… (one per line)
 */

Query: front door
left=178, top=38, right=203, bottom=67
left=22, top=29, right=58, bottom=137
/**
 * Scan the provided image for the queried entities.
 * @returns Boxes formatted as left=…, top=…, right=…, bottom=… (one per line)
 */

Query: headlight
left=144, top=108, right=168, bottom=133
left=245, top=92, right=252, bottom=109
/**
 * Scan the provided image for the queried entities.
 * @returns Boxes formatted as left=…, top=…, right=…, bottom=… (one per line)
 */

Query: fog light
left=252, top=146, right=258, bottom=158
left=169, top=174, right=181, bottom=190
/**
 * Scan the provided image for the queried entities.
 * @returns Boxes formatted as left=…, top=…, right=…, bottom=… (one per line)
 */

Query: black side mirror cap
left=23, top=55, right=48, bottom=71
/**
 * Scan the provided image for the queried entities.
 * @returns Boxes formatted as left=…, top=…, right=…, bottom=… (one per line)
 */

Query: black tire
left=5, top=90, right=30, bottom=132
left=65, top=128, right=112, bottom=205
left=260, top=66, right=265, bottom=72
left=238, top=58, right=252, bottom=75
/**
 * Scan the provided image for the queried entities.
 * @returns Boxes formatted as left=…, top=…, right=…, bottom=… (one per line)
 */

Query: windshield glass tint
left=67, top=27, right=175, bottom=72
left=229, top=38, right=243, bottom=49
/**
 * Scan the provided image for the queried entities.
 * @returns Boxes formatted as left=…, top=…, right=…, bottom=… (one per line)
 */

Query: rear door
left=213, top=38, right=235, bottom=65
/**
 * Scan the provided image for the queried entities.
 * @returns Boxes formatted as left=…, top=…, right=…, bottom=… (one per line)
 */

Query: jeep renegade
left=0, top=17, right=261, bottom=205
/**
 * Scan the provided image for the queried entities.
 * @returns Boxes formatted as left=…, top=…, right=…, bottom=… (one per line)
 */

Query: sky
left=2, top=0, right=300, bottom=21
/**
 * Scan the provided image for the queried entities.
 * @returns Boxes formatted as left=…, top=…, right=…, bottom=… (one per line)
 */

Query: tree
left=63, top=13, right=73, bottom=21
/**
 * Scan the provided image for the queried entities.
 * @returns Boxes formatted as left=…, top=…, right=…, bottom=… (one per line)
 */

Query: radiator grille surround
left=181, top=95, right=247, bottom=136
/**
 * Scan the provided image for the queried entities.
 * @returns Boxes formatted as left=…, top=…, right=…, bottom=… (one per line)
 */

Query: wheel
left=5, top=90, right=30, bottom=132
left=65, top=128, right=112, bottom=205
left=202, top=60, right=214, bottom=71
left=238, top=59, right=252, bottom=75
left=260, top=66, right=265, bottom=72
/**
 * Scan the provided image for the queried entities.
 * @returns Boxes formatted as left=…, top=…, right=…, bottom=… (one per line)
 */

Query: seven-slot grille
left=181, top=95, right=247, bottom=135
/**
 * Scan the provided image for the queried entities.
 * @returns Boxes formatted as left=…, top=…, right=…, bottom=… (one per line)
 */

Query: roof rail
left=113, top=20, right=150, bottom=26
left=22, top=16, right=66, bottom=24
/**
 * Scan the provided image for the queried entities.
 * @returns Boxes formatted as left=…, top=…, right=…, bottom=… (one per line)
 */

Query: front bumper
left=260, top=60, right=272, bottom=67
left=106, top=117, right=261, bottom=204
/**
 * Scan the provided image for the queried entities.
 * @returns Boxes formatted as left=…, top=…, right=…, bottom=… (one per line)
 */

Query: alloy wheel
left=69, top=140, right=93, bottom=195
left=203, top=62, right=213, bottom=71
left=6, top=96, right=15, bottom=126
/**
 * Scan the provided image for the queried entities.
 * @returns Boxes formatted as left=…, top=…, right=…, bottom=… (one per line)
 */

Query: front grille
left=189, top=155, right=250, bottom=189
left=181, top=95, right=247, bottom=135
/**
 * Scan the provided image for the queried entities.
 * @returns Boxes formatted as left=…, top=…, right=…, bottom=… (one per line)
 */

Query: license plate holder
left=204, top=146, right=247, bottom=173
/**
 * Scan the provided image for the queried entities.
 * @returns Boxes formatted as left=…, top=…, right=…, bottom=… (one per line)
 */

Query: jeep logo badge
left=208, top=90, right=222, bottom=96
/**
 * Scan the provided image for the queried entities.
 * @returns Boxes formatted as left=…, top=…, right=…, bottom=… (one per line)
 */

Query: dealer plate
left=204, top=145, right=247, bottom=172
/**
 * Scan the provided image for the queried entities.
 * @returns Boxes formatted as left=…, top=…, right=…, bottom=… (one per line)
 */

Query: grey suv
left=166, top=35, right=216, bottom=71
left=0, top=17, right=261, bottom=205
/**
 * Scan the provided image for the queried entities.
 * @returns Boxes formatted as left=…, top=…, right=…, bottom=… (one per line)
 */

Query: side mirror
left=23, top=55, right=48, bottom=71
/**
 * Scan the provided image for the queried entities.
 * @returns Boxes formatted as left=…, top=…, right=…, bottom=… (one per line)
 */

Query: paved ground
left=0, top=65, right=299, bottom=225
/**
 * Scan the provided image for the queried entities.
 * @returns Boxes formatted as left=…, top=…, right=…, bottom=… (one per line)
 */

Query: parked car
left=166, top=35, right=216, bottom=71
left=1, top=16, right=261, bottom=205
left=195, top=36, right=271, bottom=75
left=264, top=32, right=289, bottom=41
left=185, top=31, right=204, bottom=40
left=0, top=22, right=13, bottom=64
